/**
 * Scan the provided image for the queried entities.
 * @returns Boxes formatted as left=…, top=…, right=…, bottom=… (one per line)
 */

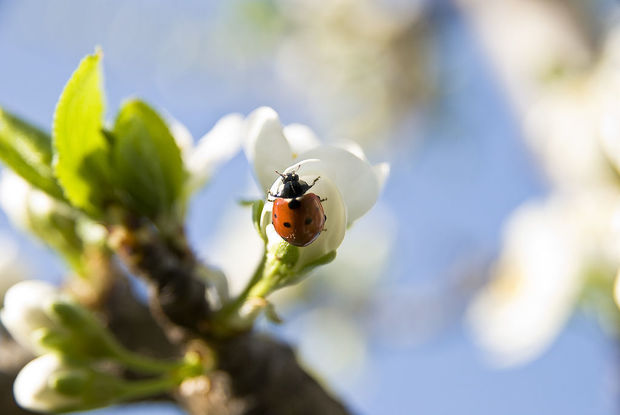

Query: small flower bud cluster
left=3, top=280, right=201, bottom=413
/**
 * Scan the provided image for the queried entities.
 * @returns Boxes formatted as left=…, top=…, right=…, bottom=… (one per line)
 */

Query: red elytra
left=272, top=194, right=326, bottom=247
left=268, top=170, right=326, bottom=247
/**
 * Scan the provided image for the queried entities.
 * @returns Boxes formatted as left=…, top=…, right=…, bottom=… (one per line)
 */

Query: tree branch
left=111, top=220, right=352, bottom=415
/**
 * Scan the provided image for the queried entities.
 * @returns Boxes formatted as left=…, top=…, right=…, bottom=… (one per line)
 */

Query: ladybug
left=268, top=170, right=326, bottom=247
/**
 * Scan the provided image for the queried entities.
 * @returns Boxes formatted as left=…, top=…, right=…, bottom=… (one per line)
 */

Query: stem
left=116, top=375, right=184, bottom=403
left=247, top=277, right=275, bottom=299
left=216, top=251, right=267, bottom=320
left=111, top=346, right=186, bottom=374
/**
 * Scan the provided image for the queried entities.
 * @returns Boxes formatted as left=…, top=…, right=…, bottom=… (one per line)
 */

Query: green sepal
left=274, top=242, right=299, bottom=270
left=0, top=108, right=65, bottom=199
left=111, top=99, right=186, bottom=220
left=49, top=368, right=90, bottom=396
left=49, top=301, right=96, bottom=332
left=47, top=301, right=116, bottom=359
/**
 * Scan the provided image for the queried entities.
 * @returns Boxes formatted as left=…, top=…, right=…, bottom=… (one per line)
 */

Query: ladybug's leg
left=267, top=191, right=278, bottom=202
left=307, top=176, right=320, bottom=189
left=320, top=197, right=327, bottom=202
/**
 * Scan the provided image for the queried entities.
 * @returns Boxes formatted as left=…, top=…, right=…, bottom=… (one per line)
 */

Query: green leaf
left=111, top=99, right=185, bottom=219
left=0, top=108, right=65, bottom=199
left=249, top=199, right=266, bottom=240
left=53, top=50, right=113, bottom=217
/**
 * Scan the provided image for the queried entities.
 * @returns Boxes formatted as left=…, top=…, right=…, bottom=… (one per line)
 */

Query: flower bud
left=1, top=280, right=63, bottom=354
left=14, top=354, right=143, bottom=413
left=2, top=280, right=118, bottom=359
left=14, top=354, right=83, bottom=412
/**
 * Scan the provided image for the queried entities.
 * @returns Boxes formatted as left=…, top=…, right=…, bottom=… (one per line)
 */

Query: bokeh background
left=1, top=0, right=620, bottom=414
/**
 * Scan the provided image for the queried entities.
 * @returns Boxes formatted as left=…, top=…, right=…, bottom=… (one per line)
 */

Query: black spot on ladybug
left=288, top=199, right=301, bottom=210
left=305, top=217, right=312, bottom=225
left=274, top=213, right=277, bottom=218
left=283, top=222, right=292, bottom=228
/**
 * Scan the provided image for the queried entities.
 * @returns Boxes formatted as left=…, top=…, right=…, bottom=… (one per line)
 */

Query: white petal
left=283, top=124, right=321, bottom=157
left=167, top=116, right=194, bottom=160
left=186, top=113, right=244, bottom=191
left=2, top=280, right=61, bottom=354
left=14, top=354, right=80, bottom=412
left=244, top=107, right=294, bottom=192
left=333, top=140, right=368, bottom=161
left=298, top=146, right=381, bottom=224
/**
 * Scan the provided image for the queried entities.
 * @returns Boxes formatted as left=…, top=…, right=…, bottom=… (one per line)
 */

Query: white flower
left=244, top=107, right=388, bottom=268
left=0, top=170, right=78, bottom=230
left=524, top=80, right=613, bottom=189
left=467, top=190, right=620, bottom=366
left=0, top=170, right=64, bottom=231
left=458, top=0, right=591, bottom=113
left=1, top=280, right=63, bottom=354
left=168, top=114, right=244, bottom=194
left=13, top=354, right=83, bottom=413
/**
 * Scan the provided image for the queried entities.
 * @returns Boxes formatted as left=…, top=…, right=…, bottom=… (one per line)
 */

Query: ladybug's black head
left=281, top=172, right=299, bottom=183
left=274, top=171, right=311, bottom=198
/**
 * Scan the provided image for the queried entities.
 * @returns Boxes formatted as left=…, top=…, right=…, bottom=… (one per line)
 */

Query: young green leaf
left=246, top=199, right=266, bottom=241
left=111, top=99, right=185, bottom=219
left=0, top=108, right=65, bottom=199
left=53, top=50, right=113, bottom=217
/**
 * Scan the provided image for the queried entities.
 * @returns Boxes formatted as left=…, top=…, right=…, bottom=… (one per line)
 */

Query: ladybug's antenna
left=275, top=170, right=286, bottom=178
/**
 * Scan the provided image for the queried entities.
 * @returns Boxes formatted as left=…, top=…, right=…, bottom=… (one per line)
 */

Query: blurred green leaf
left=53, top=50, right=113, bottom=217
left=111, top=99, right=185, bottom=219
left=0, top=108, right=65, bottom=199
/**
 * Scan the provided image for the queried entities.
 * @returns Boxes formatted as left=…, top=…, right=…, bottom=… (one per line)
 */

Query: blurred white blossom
left=169, top=113, right=244, bottom=195
left=458, top=0, right=592, bottom=113
left=462, top=2, right=620, bottom=366
left=0, top=171, right=103, bottom=271
left=14, top=354, right=83, bottom=413
left=468, top=190, right=620, bottom=366
left=229, top=0, right=433, bottom=143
